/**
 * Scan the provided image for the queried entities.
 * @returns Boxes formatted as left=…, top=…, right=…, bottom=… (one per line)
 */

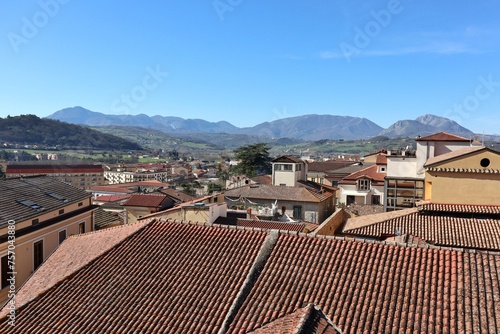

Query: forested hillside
left=0, top=115, right=142, bottom=150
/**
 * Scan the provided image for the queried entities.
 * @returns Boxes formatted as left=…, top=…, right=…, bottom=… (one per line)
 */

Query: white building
left=384, top=132, right=471, bottom=211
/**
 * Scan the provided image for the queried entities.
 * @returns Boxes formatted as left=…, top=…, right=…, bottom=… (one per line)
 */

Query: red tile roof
left=225, top=185, right=333, bottom=203
left=87, top=185, right=135, bottom=193
left=0, top=221, right=149, bottom=319
left=1, top=220, right=499, bottom=333
left=160, top=187, right=197, bottom=203
left=307, top=161, right=356, bottom=173
left=273, top=156, right=304, bottom=163
left=249, top=304, right=342, bottom=334
left=0, top=221, right=268, bottom=333
left=343, top=207, right=500, bottom=250
left=251, top=175, right=273, bottom=185
left=375, top=154, right=387, bottom=165
left=339, top=164, right=386, bottom=184
left=237, top=219, right=305, bottom=232
left=228, top=234, right=500, bottom=333
left=122, top=193, right=172, bottom=208
left=416, top=132, right=470, bottom=142
left=93, top=194, right=131, bottom=202
left=6, top=164, right=104, bottom=174
left=421, top=202, right=500, bottom=215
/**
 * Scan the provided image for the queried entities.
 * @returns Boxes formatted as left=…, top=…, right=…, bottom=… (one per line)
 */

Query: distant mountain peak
left=380, top=114, right=474, bottom=139
left=46, top=107, right=476, bottom=141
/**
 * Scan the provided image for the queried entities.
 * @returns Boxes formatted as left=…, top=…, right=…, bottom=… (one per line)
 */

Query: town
left=0, top=129, right=499, bottom=332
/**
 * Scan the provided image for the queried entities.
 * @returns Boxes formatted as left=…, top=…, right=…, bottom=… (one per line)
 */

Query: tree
left=232, top=143, right=272, bottom=177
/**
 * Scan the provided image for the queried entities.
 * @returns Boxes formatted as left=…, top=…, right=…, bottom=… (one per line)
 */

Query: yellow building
left=0, top=176, right=96, bottom=305
left=424, top=146, right=500, bottom=205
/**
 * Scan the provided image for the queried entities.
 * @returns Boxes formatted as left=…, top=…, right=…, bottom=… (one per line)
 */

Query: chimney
left=246, top=208, right=252, bottom=220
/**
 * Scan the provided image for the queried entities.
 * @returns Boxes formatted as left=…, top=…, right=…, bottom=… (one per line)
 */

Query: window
left=33, top=240, right=44, bottom=271
left=372, top=195, right=381, bottom=205
left=32, top=218, right=39, bottom=225
left=357, top=179, right=371, bottom=191
left=293, top=205, right=302, bottom=219
left=274, top=164, right=293, bottom=171
left=346, top=195, right=355, bottom=205
left=78, top=202, right=83, bottom=207
left=296, top=164, right=302, bottom=171
left=480, top=158, right=491, bottom=168
left=59, top=209, right=64, bottom=215
left=59, top=230, right=67, bottom=244
left=1, top=255, right=8, bottom=289
left=79, top=222, right=85, bottom=234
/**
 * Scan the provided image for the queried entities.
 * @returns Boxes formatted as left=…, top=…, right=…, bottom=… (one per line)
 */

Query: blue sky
left=1, top=1, right=500, bottom=133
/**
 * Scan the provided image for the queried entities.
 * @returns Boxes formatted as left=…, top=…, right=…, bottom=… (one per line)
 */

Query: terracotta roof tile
left=225, top=185, right=331, bottom=203
left=6, top=164, right=103, bottom=174
left=339, top=164, right=386, bottom=183
left=343, top=206, right=500, bottom=250
left=273, top=156, right=304, bottom=163
left=160, top=187, right=197, bottom=203
left=228, top=235, right=500, bottom=334
left=307, top=161, right=356, bottom=173
left=0, top=221, right=268, bottom=333
left=122, top=194, right=173, bottom=208
left=416, top=132, right=470, bottom=142
left=93, top=194, right=131, bottom=202
left=1, top=221, right=499, bottom=333
left=0, top=176, right=91, bottom=228
left=375, top=154, right=387, bottom=165
left=87, top=185, right=135, bottom=193
left=237, top=219, right=305, bottom=232
left=249, top=304, right=342, bottom=334
left=94, top=207, right=123, bottom=229
left=421, top=202, right=500, bottom=215
left=0, top=221, right=149, bottom=319
left=250, top=175, right=273, bottom=185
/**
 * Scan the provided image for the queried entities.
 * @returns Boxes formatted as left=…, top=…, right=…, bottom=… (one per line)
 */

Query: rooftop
left=92, top=194, right=131, bottom=203
left=338, top=164, right=386, bottom=184
left=6, top=164, right=104, bottom=174
left=94, top=207, right=123, bottom=229
left=160, top=187, right=197, bottom=203
left=415, top=131, right=470, bottom=142
left=424, top=145, right=488, bottom=167
left=0, top=176, right=91, bottom=227
left=307, top=160, right=356, bottom=173
left=225, top=184, right=334, bottom=203
left=343, top=203, right=500, bottom=250
left=249, top=304, right=342, bottom=334
left=122, top=193, right=173, bottom=208
left=236, top=219, right=305, bottom=232
left=272, top=155, right=304, bottom=164
left=1, top=219, right=498, bottom=333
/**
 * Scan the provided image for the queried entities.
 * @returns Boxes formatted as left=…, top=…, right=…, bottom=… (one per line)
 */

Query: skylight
left=17, top=199, right=42, bottom=210
left=46, top=192, right=67, bottom=202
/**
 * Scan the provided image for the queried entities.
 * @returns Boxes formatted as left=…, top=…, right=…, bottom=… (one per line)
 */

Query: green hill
left=0, top=115, right=142, bottom=150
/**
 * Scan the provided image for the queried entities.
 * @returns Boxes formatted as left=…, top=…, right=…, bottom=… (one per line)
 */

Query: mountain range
left=47, top=106, right=477, bottom=141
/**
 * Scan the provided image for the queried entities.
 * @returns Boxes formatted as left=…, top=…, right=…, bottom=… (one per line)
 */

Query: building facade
left=104, top=170, right=169, bottom=184
left=384, top=132, right=471, bottom=211
left=0, top=176, right=95, bottom=305
left=6, top=164, right=105, bottom=189
left=272, top=156, right=307, bottom=187
left=424, top=146, right=500, bottom=205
